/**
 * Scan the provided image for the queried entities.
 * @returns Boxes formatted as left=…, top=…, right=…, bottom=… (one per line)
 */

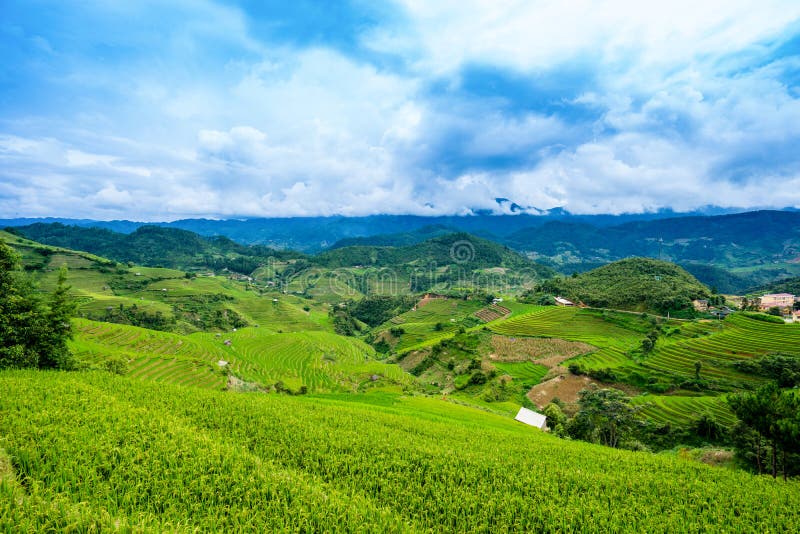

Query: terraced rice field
left=386, top=299, right=486, bottom=351
left=491, top=361, right=549, bottom=385
left=474, top=304, right=511, bottom=322
left=630, top=395, right=737, bottom=427
left=2, top=371, right=799, bottom=532
left=491, top=307, right=642, bottom=368
left=640, top=315, right=800, bottom=387
left=70, top=319, right=409, bottom=393
left=487, top=308, right=800, bottom=425
left=196, top=330, right=412, bottom=392
left=70, top=319, right=228, bottom=389
left=230, top=295, right=327, bottom=332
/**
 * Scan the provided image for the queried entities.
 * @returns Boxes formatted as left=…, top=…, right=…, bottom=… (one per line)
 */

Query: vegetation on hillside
left=528, top=258, right=710, bottom=314
left=12, top=223, right=302, bottom=273
left=751, top=275, right=800, bottom=298
left=729, top=383, right=800, bottom=479
left=0, top=240, right=75, bottom=369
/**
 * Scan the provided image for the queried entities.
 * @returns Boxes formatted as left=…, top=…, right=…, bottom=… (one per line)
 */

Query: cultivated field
left=1, top=371, right=798, bottom=532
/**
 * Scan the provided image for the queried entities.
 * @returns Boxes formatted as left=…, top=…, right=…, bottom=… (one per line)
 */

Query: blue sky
left=2, top=0, right=800, bottom=219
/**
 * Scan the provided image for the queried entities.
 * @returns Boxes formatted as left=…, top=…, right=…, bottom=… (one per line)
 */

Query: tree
left=542, top=402, right=568, bottom=436
left=38, top=266, right=76, bottom=368
left=728, top=383, right=800, bottom=479
left=568, top=386, right=644, bottom=448
left=0, top=240, right=75, bottom=370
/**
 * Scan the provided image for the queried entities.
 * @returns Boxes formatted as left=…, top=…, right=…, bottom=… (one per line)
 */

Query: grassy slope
left=1, top=370, right=798, bottom=532
left=489, top=306, right=800, bottom=425
left=71, top=319, right=411, bottom=394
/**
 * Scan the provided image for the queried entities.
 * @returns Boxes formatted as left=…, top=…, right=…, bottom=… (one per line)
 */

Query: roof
left=514, top=407, right=547, bottom=430
left=762, top=293, right=795, bottom=298
left=554, top=296, right=574, bottom=305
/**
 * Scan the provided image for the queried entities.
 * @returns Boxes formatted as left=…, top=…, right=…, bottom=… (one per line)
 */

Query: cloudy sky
left=2, top=1, right=800, bottom=220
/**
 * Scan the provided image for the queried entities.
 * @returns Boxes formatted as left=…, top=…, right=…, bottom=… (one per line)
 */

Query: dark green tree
left=0, top=240, right=75, bottom=369
left=728, top=383, right=800, bottom=479
left=39, top=266, right=77, bottom=369
left=568, top=386, right=644, bottom=448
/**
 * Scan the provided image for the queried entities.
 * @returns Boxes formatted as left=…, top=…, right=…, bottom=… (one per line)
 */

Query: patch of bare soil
left=526, top=374, right=597, bottom=409
left=490, top=335, right=595, bottom=363
left=396, top=350, right=428, bottom=372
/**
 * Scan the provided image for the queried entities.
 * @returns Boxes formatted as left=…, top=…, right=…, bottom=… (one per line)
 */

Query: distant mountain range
left=4, top=209, right=800, bottom=293
left=2, top=207, right=786, bottom=253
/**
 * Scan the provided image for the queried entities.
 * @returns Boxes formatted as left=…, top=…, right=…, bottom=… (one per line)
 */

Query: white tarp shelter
left=514, top=407, right=548, bottom=430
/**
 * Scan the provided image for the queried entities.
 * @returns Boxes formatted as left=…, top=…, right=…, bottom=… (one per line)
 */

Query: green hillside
left=71, top=319, right=411, bottom=394
left=317, top=232, right=550, bottom=271
left=2, top=370, right=798, bottom=532
left=11, top=223, right=303, bottom=273
left=492, top=306, right=800, bottom=426
left=537, top=257, right=710, bottom=314
left=11, top=224, right=555, bottom=298
left=328, top=224, right=456, bottom=249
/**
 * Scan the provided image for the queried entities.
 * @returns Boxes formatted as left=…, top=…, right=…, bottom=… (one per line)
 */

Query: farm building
left=692, top=299, right=709, bottom=312
left=514, top=407, right=548, bottom=431
left=554, top=296, right=575, bottom=307
left=759, top=293, right=795, bottom=311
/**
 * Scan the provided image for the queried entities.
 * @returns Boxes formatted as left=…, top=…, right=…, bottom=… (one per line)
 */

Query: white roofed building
left=554, top=296, right=575, bottom=307
left=514, top=407, right=548, bottom=431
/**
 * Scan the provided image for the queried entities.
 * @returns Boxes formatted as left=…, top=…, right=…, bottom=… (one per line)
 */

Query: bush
left=740, top=311, right=786, bottom=324
left=568, top=363, right=585, bottom=375
left=103, top=357, right=129, bottom=376
left=468, top=371, right=487, bottom=386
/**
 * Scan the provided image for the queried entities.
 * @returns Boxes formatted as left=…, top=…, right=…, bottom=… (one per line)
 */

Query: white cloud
left=3, top=1, right=800, bottom=219
left=371, top=0, right=800, bottom=74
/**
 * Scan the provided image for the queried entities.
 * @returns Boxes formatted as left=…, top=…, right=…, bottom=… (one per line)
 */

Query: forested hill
left=316, top=232, right=553, bottom=274
left=506, top=210, right=800, bottom=269
left=752, top=275, right=800, bottom=296
left=10, top=223, right=555, bottom=281
left=10, top=223, right=302, bottom=273
left=537, top=258, right=710, bottom=314
left=328, top=224, right=456, bottom=249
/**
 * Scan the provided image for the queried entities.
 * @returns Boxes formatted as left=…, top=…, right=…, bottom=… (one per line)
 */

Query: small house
left=692, top=299, right=709, bottom=312
left=514, top=407, right=548, bottom=431
left=554, top=296, right=575, bottom=307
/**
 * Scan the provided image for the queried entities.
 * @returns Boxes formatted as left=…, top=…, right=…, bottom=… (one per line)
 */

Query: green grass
left=70, top=318, right=409, bottom=394
left=492, top=361, right=549, bottom=384
left=1, top=370, right=798, bottom=532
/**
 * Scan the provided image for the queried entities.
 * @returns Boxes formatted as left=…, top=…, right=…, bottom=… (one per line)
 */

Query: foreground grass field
left=1, top=371, right=798, bottom=532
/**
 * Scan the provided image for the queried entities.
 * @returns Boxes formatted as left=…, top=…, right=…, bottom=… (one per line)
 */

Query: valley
left=2, top=218, right=800, bottom=530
